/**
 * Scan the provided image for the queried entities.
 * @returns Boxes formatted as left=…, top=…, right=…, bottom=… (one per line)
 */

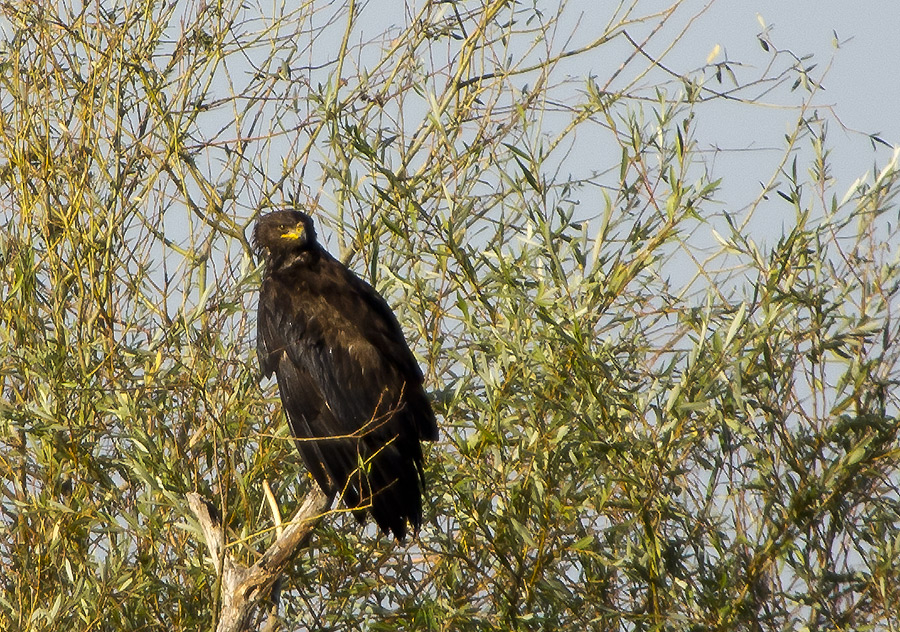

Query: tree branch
left=187, top=488, right=331, bottom=632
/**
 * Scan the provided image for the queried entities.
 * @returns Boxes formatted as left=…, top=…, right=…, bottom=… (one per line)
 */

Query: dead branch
left=187, top=488, right=331, bottom=632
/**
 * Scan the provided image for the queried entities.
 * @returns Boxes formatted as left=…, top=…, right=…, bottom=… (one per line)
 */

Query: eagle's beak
left=282, top=226, right=305, bottom=241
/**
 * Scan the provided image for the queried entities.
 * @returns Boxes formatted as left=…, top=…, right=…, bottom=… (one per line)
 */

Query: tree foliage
left=1, top=1, right=898, bottom=630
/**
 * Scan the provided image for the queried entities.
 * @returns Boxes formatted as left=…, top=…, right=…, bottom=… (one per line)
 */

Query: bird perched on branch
left=254, top=210, right=438, bottom=541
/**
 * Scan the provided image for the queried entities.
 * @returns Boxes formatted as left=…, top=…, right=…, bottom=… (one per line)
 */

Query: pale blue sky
left=671, top=0, right=900, bottom=225
left=701, top=0, right=900, bottom=142
left=337, top=0, right=899, bottom=240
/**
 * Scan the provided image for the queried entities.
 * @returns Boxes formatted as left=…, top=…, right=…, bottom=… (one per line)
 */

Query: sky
left=669, top=0, right=900, bottom=229
left=5, top=0, right=897, bottom=302
left=340, top=0, right=900, bottom=248
left=701, top=0, right=900, bottom=143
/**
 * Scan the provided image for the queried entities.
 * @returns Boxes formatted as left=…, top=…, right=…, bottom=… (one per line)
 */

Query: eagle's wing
left=258, top=286, right=347, bottom=500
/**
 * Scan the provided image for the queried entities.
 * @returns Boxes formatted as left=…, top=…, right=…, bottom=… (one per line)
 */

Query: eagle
left=253, top=210, right=438, bottom=540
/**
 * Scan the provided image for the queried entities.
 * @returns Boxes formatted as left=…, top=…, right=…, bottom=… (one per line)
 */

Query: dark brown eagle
left=254, top=210, right=438, bottom=540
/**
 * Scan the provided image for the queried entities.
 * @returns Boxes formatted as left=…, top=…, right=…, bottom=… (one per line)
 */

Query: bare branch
left=188, top=489, right=332, bottom=632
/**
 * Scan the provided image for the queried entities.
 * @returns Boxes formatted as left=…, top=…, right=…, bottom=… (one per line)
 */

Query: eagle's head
left=253, top=210, right=318, bottom=260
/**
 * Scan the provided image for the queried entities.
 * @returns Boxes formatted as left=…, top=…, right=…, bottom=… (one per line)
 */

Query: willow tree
left=1, top=1, right=898, bottom=630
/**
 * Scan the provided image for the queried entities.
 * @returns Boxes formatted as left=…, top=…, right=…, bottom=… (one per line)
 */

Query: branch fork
left=187, top=488, right=331, bottom=632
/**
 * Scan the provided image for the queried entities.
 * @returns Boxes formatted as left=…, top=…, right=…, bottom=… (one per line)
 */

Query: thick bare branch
left=187, top=489, right=331, bottom=632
